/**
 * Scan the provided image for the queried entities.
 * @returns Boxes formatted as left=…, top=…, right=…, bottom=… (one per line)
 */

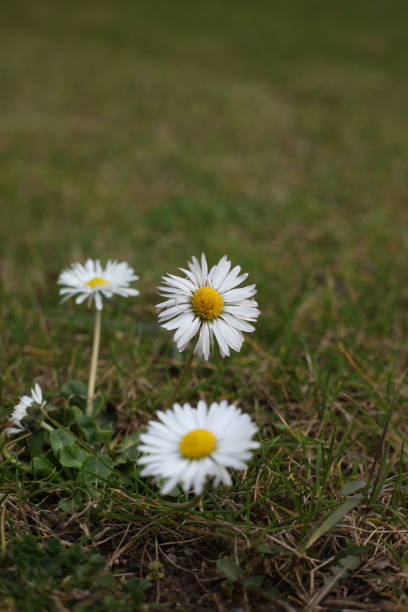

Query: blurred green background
left=1, top=0, right=408, bottom=391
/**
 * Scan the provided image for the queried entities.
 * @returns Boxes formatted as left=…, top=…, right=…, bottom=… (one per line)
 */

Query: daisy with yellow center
left=58, top=258, right=139, bottom=415
left=138, top=400, right=260, bottom=495
left=157, top=254, right=260, bottom=360
left=58, top=259, right=139, bottom=311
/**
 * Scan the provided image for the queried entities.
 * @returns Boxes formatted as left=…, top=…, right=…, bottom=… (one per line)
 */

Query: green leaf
left=26, top=430, right=47, bottom=455
left=95, top=424, right=113, bottom=446
left=80, top=454, right=114, bottom=485
left=115, top=433, right=140, bottom=465
left=339, top=554, right=360, bottom=570
left=125, top=577, right=152, bottom=599
left=91, top=395, right=106, bottom=417
left=50, top=429, right=76, bottom=456
left=243, top=575, right=265, bottom=588
left=216, top=559, right=243, bottom=582
left=331, top=554, right=360, bottom=576
left=75, top=413, right=97, bottom=442
left=61, top=405, right=83, bottom=427
left=340, top=481, right=367, bottom=496
left=58, top=498, right=78, bottom=513
left=59, top=444, right=89, bottom=469
left=335, top=545, right=372, bottom=560
left=117, top=432, right=141, bottom=450
left=31, top=456, right=55, bottom=476
left=60, top=380, right=87, bottom=397
left=305, top=494, right=363, bottom=550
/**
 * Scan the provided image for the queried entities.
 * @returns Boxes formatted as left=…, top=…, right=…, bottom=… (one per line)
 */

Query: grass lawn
left=1, top=1, right=408, bottom=609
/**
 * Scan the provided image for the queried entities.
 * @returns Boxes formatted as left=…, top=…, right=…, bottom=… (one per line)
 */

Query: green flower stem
left=40, top=421, right=54, bottom=432
left=167, top=345, right=195, bottom=409
left=86, top=308, right=102, bottom=416
left=0, top=504, right=6, bottom=556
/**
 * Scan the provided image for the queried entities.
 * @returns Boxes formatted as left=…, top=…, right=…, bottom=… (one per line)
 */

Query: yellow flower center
left=87, top=277, right=109, bottom=289
left=179, top=428, right=217, bottom=459
left=191, top=286, right=223, bottom=320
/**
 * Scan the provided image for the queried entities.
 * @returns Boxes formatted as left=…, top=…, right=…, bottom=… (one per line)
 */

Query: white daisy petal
left=222, top=285, right=257, bottom=302
left=200, top=253, right=208, bottom=284
left=160, top=474, right=183, bottom=495
left=223, top=304, right=260, bottom=320
left=208, top=256, right=231, bottom=290
left=195, top=323, right=211, bottom=360
left=178, top=267, right=200, bottom=288
left=220, top=312, right=255, bottom=333
left=176, top=317, right=201, bottom=350
left=158, top=303, right=192, bottom=323
left=137, top=400, right=259, bottom=496
left=211, top=319, right=231, bottom=358
left=156, top=297, right=191, bottom=310
left=7, top=383, right=46, bottom=435
left=216, top=319, right=244, bottom=352
left=31, top=384, right=43, bottom=404
left=218, top=266, right=248, bottom=293
left=189, top=255, right=207, bottom=286
left=163, top=274, right=196, bottom=293
left=160, top=312, right=195, bottom=331
left=157, top=254, right=260, bottom=359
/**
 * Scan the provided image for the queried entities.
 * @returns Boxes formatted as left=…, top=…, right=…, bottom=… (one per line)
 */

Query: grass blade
left=305, top=494, right=363, bottom=550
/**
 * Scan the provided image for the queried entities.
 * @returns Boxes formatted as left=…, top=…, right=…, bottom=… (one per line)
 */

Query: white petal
left=222, top=285, right=257, bottom=302
left=219, top=312, right=255, bottom=333
left=211, top=319, right=231, bottom=358
left=161, top=312, right=195, bottom=331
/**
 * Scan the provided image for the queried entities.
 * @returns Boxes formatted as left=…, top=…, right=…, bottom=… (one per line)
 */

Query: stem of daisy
left=1, top=504, right=6, bottom=556
left=86, top=309, right=102, bottom=416
left=40, top=421, right=54, bottom=432
left=167, top=345, right=195, bottom=408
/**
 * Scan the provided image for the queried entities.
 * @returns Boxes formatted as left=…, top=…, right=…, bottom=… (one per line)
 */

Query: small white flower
left=8, top=384, right=45, bottom=434
left=58, top=259, right=139, bottom=310
left=138, top=400, right=260, bottom=495
left=157, top=254, right=260, bottom=360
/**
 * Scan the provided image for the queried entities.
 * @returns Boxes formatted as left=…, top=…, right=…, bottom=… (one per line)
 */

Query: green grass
left=1, top=0, right=408, bottom=609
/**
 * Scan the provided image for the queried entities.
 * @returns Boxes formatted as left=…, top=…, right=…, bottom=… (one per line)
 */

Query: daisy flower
left=138, top=400, right=260, bottom=495
left=58, top=258, right=139, bottom=415
left=58, top=259, right=139, bottom=310
left=8, top=384, right=46, bottom=434
left=157, top=254, right=260, bottom=360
